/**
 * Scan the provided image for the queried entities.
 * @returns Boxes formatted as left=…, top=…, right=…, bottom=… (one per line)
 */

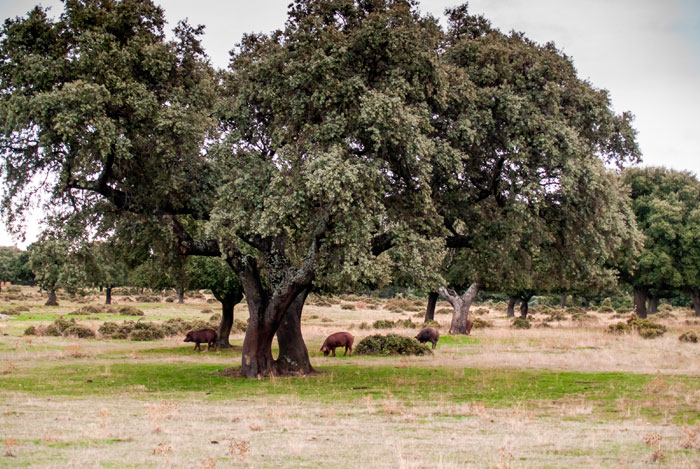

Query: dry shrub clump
left=372, top=319, right=417, bottom=329
left=472, top=307, right=489, bottom=316
left=511, top=318, right=531, bottom=329
left=436, top=308, right=452, bottom=315
left=678, top=331, right=698, bottom=343
left=385, top=299, right=422, bottom=313
left=607, top=321, right=631, bottom=334
left=354, top=334, right=432, bottom=356
left=472, top=318, right=493, bottom=329
left=340, top=303, right=356, bottom=310
left=629, top=318, right=667, bottom=339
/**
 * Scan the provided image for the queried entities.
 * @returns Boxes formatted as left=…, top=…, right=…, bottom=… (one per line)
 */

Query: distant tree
left=11, top=251, right=34, bottom=286
left=0, top=246, right=23, bottom=291
left=187, top=257, right=244, bottom=348
left=27, top=235, right=88, bottom=305
left=622, top=168, right=700, bottom=317
left=81, top=242, right=130, bottom=305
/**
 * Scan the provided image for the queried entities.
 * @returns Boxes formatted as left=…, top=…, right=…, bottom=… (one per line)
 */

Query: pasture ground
left=1, top=287, right=699, bottom=468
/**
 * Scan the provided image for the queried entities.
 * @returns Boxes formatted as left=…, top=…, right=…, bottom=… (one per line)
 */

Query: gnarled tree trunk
left=519, top=295, right=532, bottom=318
left=439, top=283, right=480, bottom=335
left=105, top=286, right=112, bottom=305
left=176, top=287, right=185, bottom=304
left=45, top=287, right=58, bottom=306
left=633, top=288, right=648, bottom=319
left=691, top=289, right=700, bottom=317
left=424, top=291, right=438, bottom=323
left=507, top=297, right=518, bottom=318
left=211, top=287, right=244, bottom=349
left=276, top=286, right=314, bottom=375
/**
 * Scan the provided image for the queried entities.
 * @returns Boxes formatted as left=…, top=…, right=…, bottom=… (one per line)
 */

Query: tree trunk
left=45, top=287, right=58, bottom=306
left=105, top=286, right=112, bottom=305
left=648, top=296, right=659, bottom=314
left=560, top=294, right=566, bottom=309
left=424, top=291, right=438, bottom=323
left=633, top=288, right=648, bottom=319
left=216, top=299, right=235, bottom=349
left=507, top=297, right=517, bottom=318
left=439, top=283, right=480, bottom=335
left=176, top=287, right=185, bottom=304
left=276, top=286, right=314, bottom=375
left=582, top=297, right=590, bottom=309
left=519, top=297, right=530, bottom=318
left=691, top=290, right=700, bottom=317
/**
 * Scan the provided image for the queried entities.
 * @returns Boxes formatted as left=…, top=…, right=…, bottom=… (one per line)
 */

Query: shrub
left=472, top=308, right=489, bottom=316
left=354, top=334, right=432, bottom=356
left=63, top=325, right=96, bottom=339
left=3, top=308, right=20, bottom=316
left=232, top=319, right=248, bottom=332
left=629, top=318, right=667, bottom=339
left=135, top=295, right=160, bottom=302
left=130, top=325, right=166, bottom=341
left=5, top=286, right=22, bottom=293
left=340, top=303, right=356, bottom=310
left=210, top=313, right=222, bottom=322
left=607, top=322, right=631, bottom=334
left=538, top=306, right=554, bottom=315
left=655, top=311, right=675, bottom=319
left=45, top=324, right=62, bottom=336
left=436, top=308, right=452, bottom=315
left=472, top=318, right=493, bottom=329
left=572, top=312, right=597, bottom=322
left=566, top=306, right=585, bottom=315
left=511, top=318, right=531, bottom=329
left=54, top=317, right=76, bottom=333
left=71, top=305, right=104, bottom=315
left=679, top=331, right=698, bottom=343
left=598, top=305, right=615, bottom=313
left=358, top=322, right=370, bottom=330
left=546, top=310, right=567, bottom=321
left=395, top=319, right=418, bottom=329
left=114, top=306, right=144, bottom=316
left=201, top=308, right=213, bottom=314
left=165, top=297, right=175, bottom=303
left=24, top=326, right=38, bottom=336
left=372, top=319, right=395, bottom=329
left=98, top=322, right=122, bottom=337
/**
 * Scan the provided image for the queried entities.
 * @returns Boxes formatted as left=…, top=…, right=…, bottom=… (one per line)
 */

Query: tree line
left=0, top=0, right=693, bottom=377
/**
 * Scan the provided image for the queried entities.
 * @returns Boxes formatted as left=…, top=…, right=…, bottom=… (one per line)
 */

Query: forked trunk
left=105, top=286, right=112, bottom=305
left=633, top=288, right=648, bottom=319
left=177, top=287, right=185, bottom=304
left=45, top=287, right=58, bottom=306
left=691, top=290, right=700, bottom=317
left=276, top=286, right=313, bottom=375
left=507, top=297, right=517, bottom=318
left=648, top=296, right=659, bottom=314
left=424, top=291, right=438, bottom=323
left=439, top=283, right=480, bottom=335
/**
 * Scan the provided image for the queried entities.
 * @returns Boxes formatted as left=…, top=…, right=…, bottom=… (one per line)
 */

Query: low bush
left=629, top=318, right=667, bottom=339
left=63, top=325, right=96, bottom=339
left=358, top=322, right=370, bottom=330
left=679, top=331, right=698, bottom=343
left=372, top=319, right=395, bottom=329
left=70, top=305, right=104, bottom=315
left=354, top=334, right=432, bottom=356
left=598, top=305, right=615, bottom=313
left=114, top=306, right=144, bottom=316
left=209, top=313, right=222, bottom=322
left=472, top=318, right=493, bottom=329
left=423, top=320, right=441, bottom=329
left=165, top=297, right=175, bottom=303
left=340, top=303, right=356, bottom=310
left=24, top=326, right=38, bottom=336
left=655, top=311, right=675, bottom=319
left=566, top=307, right=585, bottom=315
left=572, top=311, right=597, bottom=322
left=436, top=308, right=452, bottom=315
left=607, top=322, right=631, bottom=334
left=546, top=310, right=567, bottom=321
left=200, top=308, right=213, bottom=314
left=511, top=318, right=531, bottom=329
left=472, top=308, right=489, bottom=316
left=130, top=328, right=165, bottom=341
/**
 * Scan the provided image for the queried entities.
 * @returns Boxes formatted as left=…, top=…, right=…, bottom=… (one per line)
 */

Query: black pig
left=320, top=332, right=354, bottom=357
left=184, top=328, right=218, bottom=352
left=415, top=327, right=440, bottom=349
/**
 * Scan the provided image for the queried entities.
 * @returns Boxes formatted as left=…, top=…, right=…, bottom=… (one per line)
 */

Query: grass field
left=1, top=287, right=699, bottom=467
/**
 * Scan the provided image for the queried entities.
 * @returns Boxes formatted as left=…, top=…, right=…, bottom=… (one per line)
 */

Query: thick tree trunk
left=691, top=290, right=700, bottom=317
left=45, top=288, right=58, bottom=306
left=439, top=283, right=480, bottom=335
left=105, top=286, right=112, bottom=305
left=507, top=297, right=517, bottom=318
left=560, top=294, right=566, bottom=309
left=648, top=296, right=659, bottom=314
left=276, top=286, right=314, bottom=375
left=633, top=288, right=648, bottom=319
left=424, top=291, right=438, bottom=323
left=176, top=287, right=185, bottom=304
left=216, top=299, right=235, bottom=349
left=240, top=317, right=278, bottom=378
left=519, top=297, right=530, bottom=318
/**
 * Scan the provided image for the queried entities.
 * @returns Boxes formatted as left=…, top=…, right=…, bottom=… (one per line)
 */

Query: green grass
left=2, top=360, right=697, bottom=423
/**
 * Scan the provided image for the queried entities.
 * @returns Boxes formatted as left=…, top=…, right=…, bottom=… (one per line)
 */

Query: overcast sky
left=1, top=0, right=699, bottom=248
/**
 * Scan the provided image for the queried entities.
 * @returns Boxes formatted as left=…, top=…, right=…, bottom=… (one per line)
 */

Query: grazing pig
left=184, top=328, right=218, bottom=352
left=415, top=327, right=440, bottom=349
left=320, top=332, right=354, bottom=357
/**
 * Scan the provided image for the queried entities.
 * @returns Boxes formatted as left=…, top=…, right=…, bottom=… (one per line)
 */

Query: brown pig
left=466, top=319, right=474, bottom=335
left=184, top=328, right=218, bottom=352
left=320, top=332, right=354, bottom=357
left=415, top=327, right=440, bottom=349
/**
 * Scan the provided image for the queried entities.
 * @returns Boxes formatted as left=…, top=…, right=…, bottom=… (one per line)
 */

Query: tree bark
left=217, top=299, right=235, bottom=348
left=105, top=286, right=112, bottom=305
left=582, top=297, right=590, bottom=309
left=176, top=287, right=185, bottom=304
left=424, top=291, right=438, bottom=323
left=439, top=283, right=480, bottom=335
left=519, top=296, right=531, bottom=318
left=276, top=286, right=314, bottom=375
left=691, top=290, right=700, bottom=317
left=648, top=296, right=659, bottom=314
left=507, top=297, right=517, bottom=318
left=560, top=294, right=566, bottom=309
left=45, top=287, right=58, bottom=306
left=633, top=288, right=648, bottom=319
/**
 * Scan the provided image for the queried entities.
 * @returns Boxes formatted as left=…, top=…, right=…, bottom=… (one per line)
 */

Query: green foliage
left=607, top=322, right=631, bottom=334
left=511, top=318, right=531, bottom=329
left=629, top=318, right=667, bottom=339
left=472, top=318, right=493, bottom=329
left=24, top=326, right=38, bottom=336
left=63, top=325, right=96, bottom=339
left=0, top=246, right=23, bottom=283
left=354, top=334, right=432, bottom=356
left=372, top=319, right=417, bottom=329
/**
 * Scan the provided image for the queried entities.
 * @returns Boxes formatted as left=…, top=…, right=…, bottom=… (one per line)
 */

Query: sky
left=1, top=0, right=699, bottom=248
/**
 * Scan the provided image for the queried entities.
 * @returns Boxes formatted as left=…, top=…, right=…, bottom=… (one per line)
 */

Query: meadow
left=1, top=287, right=699, bottom=468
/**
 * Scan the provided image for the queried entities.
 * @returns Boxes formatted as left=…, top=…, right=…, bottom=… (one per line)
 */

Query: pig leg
left=193, top=342, right=200, bottom=352
left=431, top=341, right=436, bottom=349
left=331, top=347, right=336, bottom=357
